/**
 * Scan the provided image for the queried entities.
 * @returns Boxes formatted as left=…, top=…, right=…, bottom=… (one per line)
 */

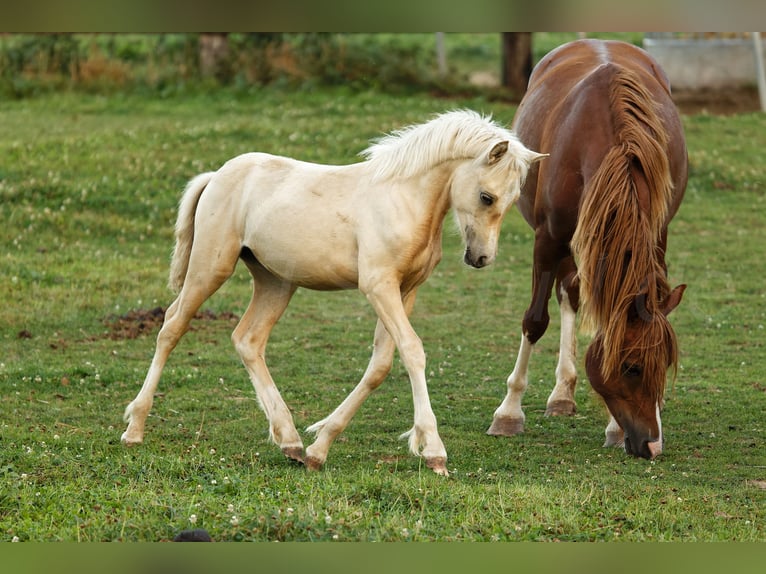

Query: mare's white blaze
left=649, top=402, right=664, bottom=458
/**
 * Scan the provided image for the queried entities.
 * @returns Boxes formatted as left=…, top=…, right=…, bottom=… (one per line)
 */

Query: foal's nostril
left=464, top=248, right=489, bottom=268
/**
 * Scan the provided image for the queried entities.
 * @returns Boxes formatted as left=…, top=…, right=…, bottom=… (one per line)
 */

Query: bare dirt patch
left=103, top=307, right=239, bottom=340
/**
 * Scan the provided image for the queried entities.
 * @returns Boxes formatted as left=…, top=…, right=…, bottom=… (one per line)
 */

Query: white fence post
left=752, top=32, right=766, bottom=112
left=435, top=33, right=447, bottom=77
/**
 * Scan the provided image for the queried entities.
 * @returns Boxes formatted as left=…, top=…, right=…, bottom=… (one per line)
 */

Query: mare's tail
left=168, top=172, right=215, bottom=293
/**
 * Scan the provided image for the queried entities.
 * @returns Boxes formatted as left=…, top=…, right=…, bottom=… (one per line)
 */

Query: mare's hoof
left=305, top=456, right=324, bottom=472
left=486, top=416, right=524, bottom=437
left=603, top=430, right=625, bottom=448
left=281, top=446, right=305, bottom=464
left=545, top=400, right=577, bottom=417
left=426, top=457, right=449, bottom=476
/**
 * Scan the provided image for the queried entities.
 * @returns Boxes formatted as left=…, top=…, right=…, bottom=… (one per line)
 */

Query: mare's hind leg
left=545, top=256, right=580, bottom=417
left=231, top=264, right=302, bottom=463
left=303, top=289, right=414, bottom=471
left=121, top=242, right=239, bottom=446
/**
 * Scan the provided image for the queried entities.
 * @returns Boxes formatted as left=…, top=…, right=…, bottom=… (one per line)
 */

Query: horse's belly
left=249, top=234, right=360, bottom=290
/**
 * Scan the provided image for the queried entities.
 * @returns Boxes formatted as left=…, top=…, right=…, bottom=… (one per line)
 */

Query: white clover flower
left=230, top=516, right=239, bottom=526
left=189, top=514, right=198, bottom=524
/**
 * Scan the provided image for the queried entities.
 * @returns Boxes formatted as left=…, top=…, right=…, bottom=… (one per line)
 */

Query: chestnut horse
left=488, top=39, right=687, bottom=459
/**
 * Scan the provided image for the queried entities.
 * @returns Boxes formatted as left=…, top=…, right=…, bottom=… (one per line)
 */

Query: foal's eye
left=479, top=191, right=495, bottom=206
left=622, top=362, right=643, bottom=378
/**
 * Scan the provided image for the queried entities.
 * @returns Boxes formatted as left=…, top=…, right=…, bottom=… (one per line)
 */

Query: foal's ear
left=661, top=284, right=686, bottom=316
left=527, top=150, right=549, bottom=164
left=487, top=141, right=509, bottom=165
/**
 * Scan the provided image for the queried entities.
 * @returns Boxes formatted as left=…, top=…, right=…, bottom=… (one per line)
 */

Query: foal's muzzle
left=464, top=248, right=490, bottom=268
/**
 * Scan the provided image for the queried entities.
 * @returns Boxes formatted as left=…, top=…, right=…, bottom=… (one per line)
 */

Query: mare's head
left=451, top=138, right=546, bottom=268
left=585, top=284, right=685, bottom=459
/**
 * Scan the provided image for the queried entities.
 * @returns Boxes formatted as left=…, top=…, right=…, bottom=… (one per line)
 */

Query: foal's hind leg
left=545, top=257, right=579, bottom=417
left=121, top=246, right=239, bottom=446
left=231, top=266, right=302, bottom=463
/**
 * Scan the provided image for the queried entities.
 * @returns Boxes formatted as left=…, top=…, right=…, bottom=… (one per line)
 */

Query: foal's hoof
left=281, top=446, right=305, bottom=464
left=120, top=432, right=143, bottom=447
left=426, top=457, right=449, bottom=476
left=305, top=456, right=324, bottom=472
left=486, top=416, right=524, bottom=437
left=545, top=400, right=577, bottom=417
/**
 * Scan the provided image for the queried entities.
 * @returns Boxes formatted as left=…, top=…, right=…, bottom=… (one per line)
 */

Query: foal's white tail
left=168, top=172, right=215, bottom=293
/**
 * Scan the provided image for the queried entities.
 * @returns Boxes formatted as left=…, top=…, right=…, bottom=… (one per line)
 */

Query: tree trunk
left=501, top=33, right=533, bottom=98
left=199, top=33, right=231, bottom=81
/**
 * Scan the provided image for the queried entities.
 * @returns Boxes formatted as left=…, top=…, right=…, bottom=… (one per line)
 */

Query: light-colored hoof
left=486, top=416, right=524, bottom=437
left=120, top=432, right=142, bottom=447
left=281, top=446, right=305, bottom=464
left=545, top=400, right=577, bottom=417
left=426, top=456, right=449, bottom=476
left=603, top=430, right=625, bottom=448
left=305, top=456, right=324, bottom=472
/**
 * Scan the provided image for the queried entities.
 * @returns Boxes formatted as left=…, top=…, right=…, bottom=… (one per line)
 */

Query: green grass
left=1, top=88, right=764, bottom=541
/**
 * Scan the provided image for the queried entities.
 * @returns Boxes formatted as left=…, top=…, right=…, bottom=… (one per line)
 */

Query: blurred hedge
left=0, top=33, right=472, bottom=98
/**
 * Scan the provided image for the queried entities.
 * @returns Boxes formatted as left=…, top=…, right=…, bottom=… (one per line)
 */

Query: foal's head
left=451, top=140, right=545, bottom=268
left=585, top=284, right=685, bottom=459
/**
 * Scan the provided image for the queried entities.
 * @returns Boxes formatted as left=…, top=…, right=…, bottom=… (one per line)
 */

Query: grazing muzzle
left=585, top=338, right=664, bottom=460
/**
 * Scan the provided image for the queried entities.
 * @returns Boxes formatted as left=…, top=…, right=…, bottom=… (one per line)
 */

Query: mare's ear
left=631, top=283, right=686, bottom=322
left=661, top=284, right=686, bottom=316
left=487, top=141, right=509, bottom=165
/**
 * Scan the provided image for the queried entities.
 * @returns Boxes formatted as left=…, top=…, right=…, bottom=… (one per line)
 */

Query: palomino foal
left=121, top=110, right=545, bottom=475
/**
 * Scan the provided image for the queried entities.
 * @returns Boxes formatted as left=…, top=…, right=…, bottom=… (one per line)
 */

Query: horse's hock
left=644, top=33, right=764, bottom=90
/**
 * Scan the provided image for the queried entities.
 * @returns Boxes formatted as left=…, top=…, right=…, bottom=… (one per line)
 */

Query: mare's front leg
left=304, top=289, right=416, bottom=471
left=545, top=256, right=580, bottom=416
left=488, top=228, right=561, bottom=436
left=604, top=415, right=625, bottom=448
left=362, top=279, right=448, bottom=476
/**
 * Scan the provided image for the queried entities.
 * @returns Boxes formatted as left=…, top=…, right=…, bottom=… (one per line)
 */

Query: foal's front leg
left=305, top=290, right=416, bottom=471
left=305, top=317, right=397, bottom=471
left=363, top=281, right=448, bottom=476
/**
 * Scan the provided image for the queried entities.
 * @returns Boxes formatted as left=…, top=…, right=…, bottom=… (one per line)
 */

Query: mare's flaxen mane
left=570, top=67, right=677, bottom=400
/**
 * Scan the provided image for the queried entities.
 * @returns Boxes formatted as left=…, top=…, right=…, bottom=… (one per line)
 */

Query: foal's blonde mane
left=360, top=110, right=521, bottom=182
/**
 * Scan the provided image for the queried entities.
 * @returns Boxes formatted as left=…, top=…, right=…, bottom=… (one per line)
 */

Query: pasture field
left=0, top=88, right=764, bottom=542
